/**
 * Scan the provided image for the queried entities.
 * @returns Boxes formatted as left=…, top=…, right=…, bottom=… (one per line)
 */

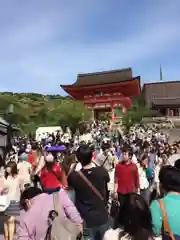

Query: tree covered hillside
left=0, top=92, right=90, bottom=134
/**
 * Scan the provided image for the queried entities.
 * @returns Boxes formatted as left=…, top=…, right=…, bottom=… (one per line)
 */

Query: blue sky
left=0, top=0, right=180, bottom=94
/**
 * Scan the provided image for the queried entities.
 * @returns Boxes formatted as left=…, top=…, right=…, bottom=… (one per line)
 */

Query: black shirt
left=67, top=166, right=110, bottom=227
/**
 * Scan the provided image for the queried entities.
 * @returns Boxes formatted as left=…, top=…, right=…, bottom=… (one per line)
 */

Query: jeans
left=83, top=222, right=110, bottom=240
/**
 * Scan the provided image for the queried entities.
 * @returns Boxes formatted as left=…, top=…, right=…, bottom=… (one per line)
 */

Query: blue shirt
left=151, top=193, right=180, bottom=236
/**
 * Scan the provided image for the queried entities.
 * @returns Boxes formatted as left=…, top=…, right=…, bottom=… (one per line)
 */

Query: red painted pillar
left=111, top=103, right=115, bottom=120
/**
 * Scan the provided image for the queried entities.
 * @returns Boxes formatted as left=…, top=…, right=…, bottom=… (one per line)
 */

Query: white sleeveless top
left=6, top=175, right=22, bottom=201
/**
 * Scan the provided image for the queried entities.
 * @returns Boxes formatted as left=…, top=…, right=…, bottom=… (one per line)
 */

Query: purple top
left=16, top=190, right=83, bottom=240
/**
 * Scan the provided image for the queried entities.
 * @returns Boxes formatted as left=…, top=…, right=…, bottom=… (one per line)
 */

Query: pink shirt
left=16, top=190, right=83, bottom=240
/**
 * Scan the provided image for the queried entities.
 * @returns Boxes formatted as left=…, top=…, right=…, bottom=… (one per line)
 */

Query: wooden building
left=142, top=81, right=180, bottom=117
left=61, top=68, right=141, bottom=120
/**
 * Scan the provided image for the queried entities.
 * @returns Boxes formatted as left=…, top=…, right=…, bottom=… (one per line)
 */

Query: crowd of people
left=0, top=122, right=180, bottom=240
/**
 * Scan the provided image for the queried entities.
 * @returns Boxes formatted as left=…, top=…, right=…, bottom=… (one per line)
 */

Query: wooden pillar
left=111, top=107, right=115, bottom=121
left=170, top=109, right=173, bottom=117
left=91, top=108, right=95, bottom=121
left=166, top=108, right=170, bottom=116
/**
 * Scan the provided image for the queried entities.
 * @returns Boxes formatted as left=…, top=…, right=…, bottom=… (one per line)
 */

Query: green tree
left=0, top=92, right=91, bottom=134
left=122, top=96, right=159, bottom=133
left=52, top=100, right=90, bottom=133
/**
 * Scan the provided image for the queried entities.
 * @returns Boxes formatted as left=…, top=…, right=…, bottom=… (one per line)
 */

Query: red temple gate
left=61, top=68, right=141, bottom=120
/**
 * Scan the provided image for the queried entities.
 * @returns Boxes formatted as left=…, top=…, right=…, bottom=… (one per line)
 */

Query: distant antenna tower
left=160, top=64, right=163, bottom=81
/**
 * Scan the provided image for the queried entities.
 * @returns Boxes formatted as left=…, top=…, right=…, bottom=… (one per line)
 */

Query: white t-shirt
left=18, top=161, right=32, bottom=184
left=138, top=165, right=149, bottom=190
left=103, top=228, right=161, bottom=240
left=154, top=165, right=161, bottom=183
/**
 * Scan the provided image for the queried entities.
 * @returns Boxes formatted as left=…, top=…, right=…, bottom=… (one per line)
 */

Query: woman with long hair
left=104, top=193, right=160, bottom=240
left=31, top=144, right=44, bottom=188
left=60, top=153, right=78, bottom=203
left=1, top=161, right=24, bottom=240
left=5, top=148, right=18, bottom=164
left=61, top=153, right=77, bottom=176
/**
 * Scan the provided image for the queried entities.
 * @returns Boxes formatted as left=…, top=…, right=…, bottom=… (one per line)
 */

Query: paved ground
left=163, top=128, right=180, bottom=143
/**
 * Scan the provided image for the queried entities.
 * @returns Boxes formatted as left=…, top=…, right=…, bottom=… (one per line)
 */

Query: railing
left=152, top=116, right=180, bottom=120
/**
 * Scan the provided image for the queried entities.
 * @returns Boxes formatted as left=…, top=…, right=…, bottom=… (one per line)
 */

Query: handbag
left=110, top=199, right=120, bottom=218
left=0, top=194, right=10, bottom=212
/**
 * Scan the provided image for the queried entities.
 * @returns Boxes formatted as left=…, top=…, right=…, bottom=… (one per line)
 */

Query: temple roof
left=61, top=68, right=133, bottom=87
left=142, top=81, right=180, bottom=106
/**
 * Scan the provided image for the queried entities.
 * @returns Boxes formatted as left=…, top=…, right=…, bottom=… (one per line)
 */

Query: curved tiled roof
left=61, top=68, right=133, bottom=87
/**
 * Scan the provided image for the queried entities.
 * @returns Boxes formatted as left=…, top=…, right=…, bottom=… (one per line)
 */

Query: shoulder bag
left=49, top=169, right=62, bottom=182
left=158, top=199, right=179, bottom=240
left=45, top=192, right=81, bottom=240
left=77, top=170, right=104, bottom=202
left=101, top=155, right=109, bottom=167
